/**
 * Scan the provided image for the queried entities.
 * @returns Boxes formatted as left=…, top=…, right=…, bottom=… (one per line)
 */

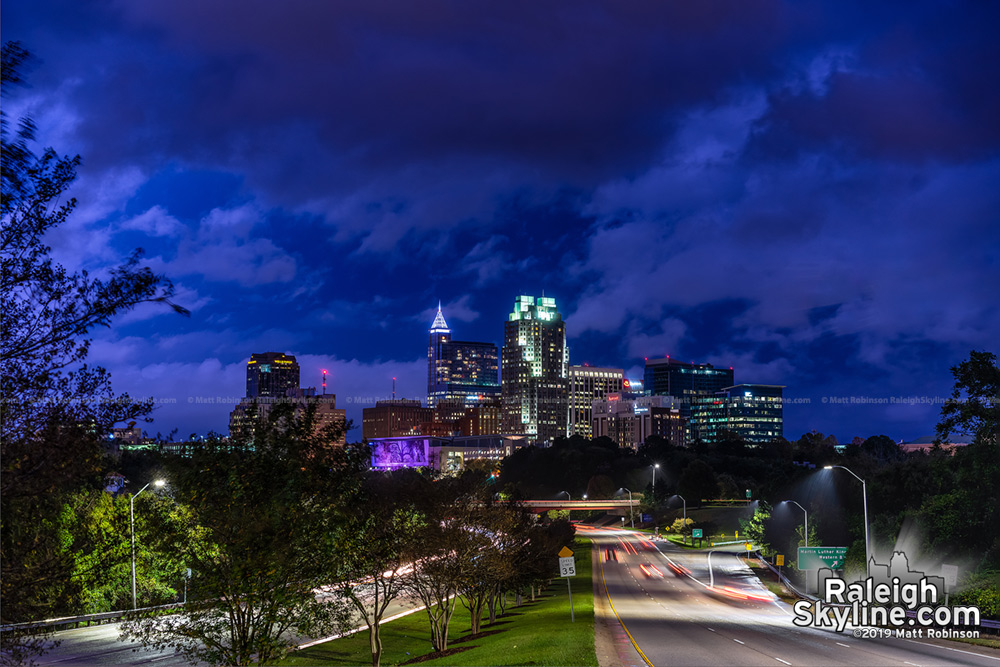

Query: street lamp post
left=671, top=494, right=687, bottom=542
left=824, top=465, right=870, bottom=578
left=783, top=500, right=809, bottom=548
left=621, top=487, right=634, bottom=528
left=651, top=463, right=660, bottom=494
left=130, top=479, right=166, bottom=610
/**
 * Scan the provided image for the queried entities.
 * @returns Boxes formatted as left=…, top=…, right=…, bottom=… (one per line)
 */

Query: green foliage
left=121, top=410, right=360, bottom=666
left=740, top=502, right=772, bottom=556
left=678, top=459, right=718, bottom=506
left=1, top=43, right=187, bottom=667
left=669, top=517, right=694, bottom=535
left=952, top=570, right=1000, bottom=618
left=936, top=350, right=999, bottom=447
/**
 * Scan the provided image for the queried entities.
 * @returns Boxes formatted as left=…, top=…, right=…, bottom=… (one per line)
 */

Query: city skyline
left=5, top=2, right=998, bottom=443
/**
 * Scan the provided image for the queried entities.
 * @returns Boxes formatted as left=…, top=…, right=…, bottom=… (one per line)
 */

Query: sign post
left=692, top=528, right=703, bottom=546
left=797, top=546, right=848, bottom=570
left=558, top=546, right=576, bottom=622
left=776, top=554, right=784, bottom=581
left=942, top=564, right=958, bottom=607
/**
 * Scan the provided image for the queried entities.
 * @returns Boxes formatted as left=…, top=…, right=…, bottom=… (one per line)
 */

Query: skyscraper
left=426, top=303, right=499, bottom=408
left=643, top=357, right=733, bottom=439
left=568, top=365, right=624, bottom=438
left=501, top=295, right=569, bottom=442
left=691, top=384, right=784, bottom=444
left=246, top=352, right=300, bottom=398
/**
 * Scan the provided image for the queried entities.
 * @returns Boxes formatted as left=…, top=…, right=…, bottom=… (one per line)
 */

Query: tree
left=678, top=460, right=718, bottom=506
left=121, top=409, right=358, bottom=666
left=860, top=435, right=904, bottom=464
left=936, top=350, right=999, bottom=449
left=333, top=475, right=425, bottom=667
left=740, top=501, right=773, bottom=557
left=408, top=508, right=470, bottom=653
left=1, top=41, right=185, bottom=664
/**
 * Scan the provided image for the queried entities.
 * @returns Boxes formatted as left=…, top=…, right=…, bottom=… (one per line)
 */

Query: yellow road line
left=598, top=542, right=655, bottom=667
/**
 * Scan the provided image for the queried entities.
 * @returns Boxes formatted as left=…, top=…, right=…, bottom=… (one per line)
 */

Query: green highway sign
left=692, top=529, right=703, bottom=538
left=798, top=546, right=848, bottom=569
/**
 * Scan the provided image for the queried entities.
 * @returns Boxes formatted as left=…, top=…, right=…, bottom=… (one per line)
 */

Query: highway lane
left=34, top=594, right=421, bottom=666
left=584, top=526, right=1000, bottom=666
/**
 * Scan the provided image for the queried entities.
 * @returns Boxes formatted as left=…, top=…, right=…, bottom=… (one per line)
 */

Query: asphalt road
left=583, top=525, right=1000, bottom=667
left=34, top=593, right=420, bottom=666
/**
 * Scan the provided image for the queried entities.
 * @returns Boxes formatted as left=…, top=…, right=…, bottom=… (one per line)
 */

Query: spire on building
left=430, top=301, right=450, bottom=332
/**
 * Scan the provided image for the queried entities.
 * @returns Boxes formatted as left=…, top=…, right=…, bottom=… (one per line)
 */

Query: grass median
left=281, top=538, right=597, bottom=667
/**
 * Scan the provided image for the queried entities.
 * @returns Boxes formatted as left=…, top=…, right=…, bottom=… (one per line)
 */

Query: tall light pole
left=131, top=479, right=166, bottom=610
left=651, top=463, right=660, bottom=494
left=824, top=465, right=869, bottom=578
left=783, top=500, right=808, bottom=547
left=671, top=494, right=687, bottom=536
left=621, top=488, right=634, bottom=528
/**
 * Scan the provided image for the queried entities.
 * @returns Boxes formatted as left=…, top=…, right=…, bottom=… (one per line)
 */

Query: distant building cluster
left=365, top=294, right=787, bottom=472
left=108, top=294, right=790, bottom=467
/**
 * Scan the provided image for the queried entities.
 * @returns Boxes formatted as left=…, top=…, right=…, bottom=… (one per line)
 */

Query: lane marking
left=902, top=639, right=1000, bottom=662
left=775, top=659, right=791, bottom=665
left=599, top=539, right=656, bottom=667
left=836, top=642, right=851, bottom=648
left=903, top=662, right=921, bottom=666
left=733, top=639, right=745, bottom=645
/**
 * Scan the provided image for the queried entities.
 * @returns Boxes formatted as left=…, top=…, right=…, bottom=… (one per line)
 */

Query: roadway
left=32, top=589, right=419, bottom=666
left=581, top=525, right=1000, bottom=666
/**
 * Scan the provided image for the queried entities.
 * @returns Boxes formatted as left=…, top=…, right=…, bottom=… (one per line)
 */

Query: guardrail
left=0, top=602, right=184, bottom=635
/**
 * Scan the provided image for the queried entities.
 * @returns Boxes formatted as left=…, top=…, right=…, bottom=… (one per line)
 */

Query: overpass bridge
left=521, top=499, right=636, bottom=512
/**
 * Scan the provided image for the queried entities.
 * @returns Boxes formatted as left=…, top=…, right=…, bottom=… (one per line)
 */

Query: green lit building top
left=501, top=295, right=569, bottom=443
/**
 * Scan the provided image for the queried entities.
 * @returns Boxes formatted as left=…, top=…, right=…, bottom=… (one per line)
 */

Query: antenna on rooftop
left=322, top=369, right=328, bottom=395
left=392, top=376, right=396, bottom=401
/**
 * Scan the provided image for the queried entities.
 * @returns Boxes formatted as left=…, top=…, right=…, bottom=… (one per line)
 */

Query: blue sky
left=6, top=1, right=999, bottom=442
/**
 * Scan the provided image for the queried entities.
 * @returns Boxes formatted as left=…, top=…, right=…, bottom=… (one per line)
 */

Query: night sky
left=6, top=1, right=998, bottom=443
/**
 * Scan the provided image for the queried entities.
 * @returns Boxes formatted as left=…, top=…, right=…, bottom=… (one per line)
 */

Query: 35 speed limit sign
left=559, top=556, right=576, bottom=577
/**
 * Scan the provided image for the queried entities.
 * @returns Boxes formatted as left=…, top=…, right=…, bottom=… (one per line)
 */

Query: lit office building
left=501, top=295, right=569, bottom=443
left=362, top=399, right=434, bottom=440
left=591, top=393, right=686, bottom=449
left=643, top=357, right=734, bottom=439
left=501, top=296, right=569, bottom=442
left=246, top=352, right=300, bottom=398
left=568, top=365, right=624, bottom=438
left=369, top=434, right=529, bottom=474
left=691, top=384, right=784, bottom=444
left=427, top=304, right=499, bottom=408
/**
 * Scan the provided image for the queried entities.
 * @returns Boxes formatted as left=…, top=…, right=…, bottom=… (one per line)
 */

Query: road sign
left=559, top=556, right=576, bottom=577
left=641, top=513, right=652, bottom=522
left=745, top=542, right=752, bottom=551
left=558, top=546, right=574, bottom=558
left=776, top=554, right=784, bottom=566
left=798, top=546, right=848, bottom=569
left=746, top=489, right=752, bottom=499
left=692, top=528, right=703, bottom=538
left=941, top=564, right=958, bottom=588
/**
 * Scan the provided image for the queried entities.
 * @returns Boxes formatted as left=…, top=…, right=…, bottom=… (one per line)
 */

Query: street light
left=671, top=494, right=687, bottom=542
left=130, top=479, right=166, bottom=610
left=620, top=488, right=634, bottom=528
left=651, top=463, right=660, bottom=494
left=782, top=500, right=808, bottom=547
left=824, top=465, right=869, bottom=578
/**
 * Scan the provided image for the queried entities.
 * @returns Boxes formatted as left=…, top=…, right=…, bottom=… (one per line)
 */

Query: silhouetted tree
left=1, top=41, right=186, bottom=665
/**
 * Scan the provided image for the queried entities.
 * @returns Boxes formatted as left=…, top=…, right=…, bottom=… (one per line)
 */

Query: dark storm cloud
left=6, top=0, right=998, bottom=439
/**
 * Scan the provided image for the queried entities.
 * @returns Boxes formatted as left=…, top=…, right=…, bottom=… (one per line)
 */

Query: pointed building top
left=430, top=301, right=450, bottom=332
